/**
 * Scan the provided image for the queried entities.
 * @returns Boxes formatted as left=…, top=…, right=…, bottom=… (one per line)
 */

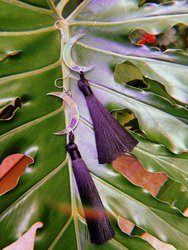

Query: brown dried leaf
left=0, top=97, right=22, bottom=120
left=2, top=222, right=43, bottom=250
left=0, top=154, right=34, bottom=195
left=112, top=155, right=168, bottom=196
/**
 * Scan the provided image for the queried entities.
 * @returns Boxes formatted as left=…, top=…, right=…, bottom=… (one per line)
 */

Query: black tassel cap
left=67, top=132, right=115, bottom=245
left=78, top=72, right=138, bottom=164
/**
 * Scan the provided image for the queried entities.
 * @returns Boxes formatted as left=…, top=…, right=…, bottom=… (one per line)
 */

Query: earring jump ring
left=54, top=72, right=70, bottom=89
left=55, top=20, right=64, bottom=30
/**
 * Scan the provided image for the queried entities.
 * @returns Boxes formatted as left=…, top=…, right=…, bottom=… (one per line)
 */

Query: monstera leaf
left=0, top=0, right=188, bottom=249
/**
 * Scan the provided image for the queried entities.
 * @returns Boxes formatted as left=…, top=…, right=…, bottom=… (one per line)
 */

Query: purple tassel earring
left=78, top=71, right=138, bottom=164
left=62, top=33, right=138, bottom=164
left=48, top=86, right=115, bottom=245
left=67, top=132, right=115, bottom=244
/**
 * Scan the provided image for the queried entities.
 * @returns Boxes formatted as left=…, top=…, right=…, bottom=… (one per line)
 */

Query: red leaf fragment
left=137, top=33, right=157, bottom=45
left=0, top=154, right=34, bottom=195
left=112, top=155, right=168, bottom=196
left=3, top=222, right=43, bottom=250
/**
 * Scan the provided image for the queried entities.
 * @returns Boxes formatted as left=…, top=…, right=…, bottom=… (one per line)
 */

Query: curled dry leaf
left=0, top=50, right=20, bottom=62
left=0, top=97, right=22, bottom=120
left=3, top=222, right=43, bottom=250
left=112, top=155, right=168, bottom=196
left=0, top=154, right=34, bottom=195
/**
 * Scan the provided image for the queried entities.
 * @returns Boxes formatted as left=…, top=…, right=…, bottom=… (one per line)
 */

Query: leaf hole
left=126, top=79, right=148, bottom=89
left=0, top=97, right=22, bottom=121
left=112, top=108, right=139, bottom=131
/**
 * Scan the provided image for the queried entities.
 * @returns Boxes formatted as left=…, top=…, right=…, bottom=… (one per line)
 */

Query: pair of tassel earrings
left=48, top=33, right=138, bottom=245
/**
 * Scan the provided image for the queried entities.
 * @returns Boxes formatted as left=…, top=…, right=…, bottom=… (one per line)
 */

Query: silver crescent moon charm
left=63, top=34, right=95, bottom=73
left=47, top=91, right=79, bottom=135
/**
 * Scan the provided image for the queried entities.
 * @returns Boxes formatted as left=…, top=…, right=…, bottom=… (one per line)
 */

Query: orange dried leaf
left=0, top=154, right=34, bottom=195
left=3, top=222, right=43, bottom=250
left=183, top=208, right=188, bottom=217
left=142, top=233, right=176, bottom=250
left=112, top=155, right=168, bottom=196
left=117, top=216, right=135, bottom=235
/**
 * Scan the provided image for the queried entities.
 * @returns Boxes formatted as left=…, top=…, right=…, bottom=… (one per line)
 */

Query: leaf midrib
left=77, top=41, right=188, bottom=66
left=0, top=26, right=56, bottom=36
left=68, top=13, right=188, bottom=27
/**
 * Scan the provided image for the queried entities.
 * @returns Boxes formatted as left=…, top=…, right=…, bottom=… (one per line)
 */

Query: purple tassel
left=78, top=72, right=138, bottom=164
left=67, top=132, right=115, bottom=245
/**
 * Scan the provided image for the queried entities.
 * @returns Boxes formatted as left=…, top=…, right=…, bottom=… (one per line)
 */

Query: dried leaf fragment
left=0, top=154, right=34, bottom=195
left=183, top=208, right=188, bottom=217
left=117, top=216, right=134, bottom=235
left=112, top=155, right=168, bottom=196
left=0, top=97, right=22, bottom=120
left=3, top=222, right=43, bottom=250
left=142, top=233, right=176, bottom=250
left=0, top=50, right=20, bottom=62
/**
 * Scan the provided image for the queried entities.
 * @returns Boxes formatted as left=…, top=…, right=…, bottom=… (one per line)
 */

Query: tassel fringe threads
left=78, top=72, right=138, bottom=164
left=67, top=132, right=115, bottom=245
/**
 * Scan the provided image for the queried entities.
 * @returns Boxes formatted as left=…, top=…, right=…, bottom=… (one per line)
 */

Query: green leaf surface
left=157, top=178, right=188, bottom=214
left=0, top=0, right=188, bottom=249
left=0, top=0, right=55, bottom=31
left=68, top=0, right=188, bottom=104
left=132, top=133, right=188, bottom=189
left=0, top=50, right=20, bottom=62
left=114, top=61, right=144, bottom=84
